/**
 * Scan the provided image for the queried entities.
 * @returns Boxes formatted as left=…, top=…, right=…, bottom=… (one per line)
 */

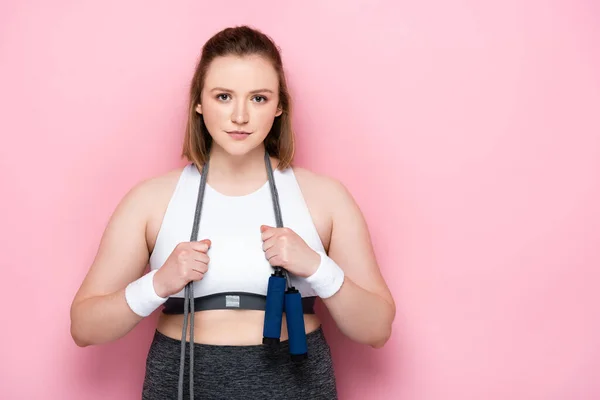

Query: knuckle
left=195, top=242, right=207, bottom=253
left=178, top=265, right=188, bottom=278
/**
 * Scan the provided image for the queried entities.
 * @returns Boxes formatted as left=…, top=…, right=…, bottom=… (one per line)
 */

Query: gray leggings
left=142, top=326, right=338, bottom=399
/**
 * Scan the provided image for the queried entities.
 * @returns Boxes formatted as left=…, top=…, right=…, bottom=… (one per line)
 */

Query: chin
left=213, top=134, right=267, bottom=155
left=217, top=141, right=263, bottom=157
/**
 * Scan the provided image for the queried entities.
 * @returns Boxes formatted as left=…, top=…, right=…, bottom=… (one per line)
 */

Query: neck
left=207, top=143, right=271, bottom=184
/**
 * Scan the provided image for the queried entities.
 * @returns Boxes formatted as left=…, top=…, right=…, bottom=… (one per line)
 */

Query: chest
left=146, top=168, right=332, bottom=256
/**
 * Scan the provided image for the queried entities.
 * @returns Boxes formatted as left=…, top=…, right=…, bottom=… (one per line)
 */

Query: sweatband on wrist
left=125, top=269, right=168, bottom=317
left=305, top=252, right=345, bottom=298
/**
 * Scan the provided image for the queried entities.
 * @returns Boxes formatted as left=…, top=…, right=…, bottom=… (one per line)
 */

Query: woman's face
left=197, top=54, right=282, bottom=156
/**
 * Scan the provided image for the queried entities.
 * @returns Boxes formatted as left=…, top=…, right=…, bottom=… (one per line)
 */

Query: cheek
left=201, top=104, right=227, bottom=128
left=253, top=106, right=279, bottom=127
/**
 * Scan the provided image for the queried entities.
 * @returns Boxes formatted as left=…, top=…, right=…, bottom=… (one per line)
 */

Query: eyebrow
left=209, top=87, right=275, bottom=94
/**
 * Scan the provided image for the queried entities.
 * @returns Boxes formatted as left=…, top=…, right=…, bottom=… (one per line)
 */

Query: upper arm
left=71, top=180, right=153, bottom=307
left=324, top=177, right=396, bottom=311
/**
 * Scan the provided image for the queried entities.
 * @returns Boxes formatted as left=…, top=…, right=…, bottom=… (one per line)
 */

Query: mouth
left=226, top=130, right=253, bottom=140
left=226, top=130, right=252, bottom=135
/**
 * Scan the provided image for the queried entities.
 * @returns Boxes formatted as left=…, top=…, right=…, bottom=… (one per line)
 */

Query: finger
left=191, top=240, right=211, bottom=253
left=190, top=269, right=205, bottom=281
left=262, top=236, right=277, bottom=252
left=266, top=253, right=283, bottom=267
left=193, top=257, right=209, bottom=272
left=193, top=253, right=210, bottom=265
left=260, top=225, right=278, bottom=241
left=264, top=248, right=279, bottom=263
left=192, top=262, right=208, bottom=274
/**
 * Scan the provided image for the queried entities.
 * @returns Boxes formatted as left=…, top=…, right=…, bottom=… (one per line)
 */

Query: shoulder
left=126, top=165, right=187, bottom=206
left=122, top=165, right=189, bottom=249
left=112, top=165, right=188, bottom=228
left=290, top=166, right=354, bottom=207
left=143, top=165, right=188, bottom=193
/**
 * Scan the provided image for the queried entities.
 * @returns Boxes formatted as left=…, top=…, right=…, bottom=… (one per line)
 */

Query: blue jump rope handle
left=263, top=271, right=286, bottom=345
left=285, top=287, right=308, bottom=361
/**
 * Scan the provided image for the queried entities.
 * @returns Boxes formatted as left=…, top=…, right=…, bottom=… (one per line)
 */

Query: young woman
left=70, top=25, right=396, bottom=400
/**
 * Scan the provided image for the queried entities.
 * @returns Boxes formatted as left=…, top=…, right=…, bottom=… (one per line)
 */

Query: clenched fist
left=153, top=239, right=211, bottom=298
left=260, top=225, right=320, bottom=278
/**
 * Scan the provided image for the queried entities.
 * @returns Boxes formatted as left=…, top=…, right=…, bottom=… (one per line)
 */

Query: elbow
left=72, top=336, right=90, bottom=348
left=370, top=304, right=395, bottom=349
left=70, top=322, right=92, bottom=347
left=70, top=303, right=92, bottom=347
left=370, top=327, right=392, bottom=349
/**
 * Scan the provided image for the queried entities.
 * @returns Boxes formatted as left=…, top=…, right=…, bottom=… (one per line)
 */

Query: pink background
left=1, top=1, right=599, bottom=399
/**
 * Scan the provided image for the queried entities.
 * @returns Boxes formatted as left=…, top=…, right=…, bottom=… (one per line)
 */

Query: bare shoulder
left=291, top=166, right=349, bottom=196
left=103, top=164, right=187, bottom=255
left=116, top=166, right=185, bottom=221
left=137, top=165, right=188, bottom=252
left=135, top=166, right=186, bottom=202
left=291, top=166, right=355, bottom=210
left=290, top=166, right=355, bottom=252
left=96, top=164, right=187, bottom=257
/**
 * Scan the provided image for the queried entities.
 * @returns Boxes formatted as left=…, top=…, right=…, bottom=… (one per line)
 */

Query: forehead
left=204, top=55, right=279, bottom=92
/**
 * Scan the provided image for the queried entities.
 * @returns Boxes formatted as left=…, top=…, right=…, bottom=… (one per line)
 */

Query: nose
left=231, top=100, right=249, bottom=125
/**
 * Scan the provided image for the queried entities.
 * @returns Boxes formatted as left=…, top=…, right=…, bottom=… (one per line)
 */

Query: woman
left=70, top=25, right=396, bottom=399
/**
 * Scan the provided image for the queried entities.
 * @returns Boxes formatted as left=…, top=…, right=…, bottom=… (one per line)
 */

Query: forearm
left=70, top=288, right=144, bottom=347
left=321, top=277, right=395, bottom=348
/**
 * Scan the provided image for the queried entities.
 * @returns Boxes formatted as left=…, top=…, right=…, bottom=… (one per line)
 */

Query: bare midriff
left=156, top=310, right=322, bottom=345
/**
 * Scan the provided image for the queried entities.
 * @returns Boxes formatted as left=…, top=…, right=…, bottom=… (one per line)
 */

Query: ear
left=275, top=106, right=283, bottom=117
left=195, top=104, right=202, bottom=114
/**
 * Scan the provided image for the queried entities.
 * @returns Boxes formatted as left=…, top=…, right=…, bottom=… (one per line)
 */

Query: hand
left=260, top=225, right=320, bottom=278
left=153, top=239, right=211, bottom=298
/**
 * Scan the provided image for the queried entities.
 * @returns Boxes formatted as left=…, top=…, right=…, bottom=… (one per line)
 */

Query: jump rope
left=177, top=150, right=308, bottom=400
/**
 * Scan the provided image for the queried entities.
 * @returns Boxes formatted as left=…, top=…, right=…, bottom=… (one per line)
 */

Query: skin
left=70, top=54, right=396, bottom=349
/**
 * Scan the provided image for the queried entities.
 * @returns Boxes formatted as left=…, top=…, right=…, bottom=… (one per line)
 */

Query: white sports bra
left=149, top=162, right=325, bottom=304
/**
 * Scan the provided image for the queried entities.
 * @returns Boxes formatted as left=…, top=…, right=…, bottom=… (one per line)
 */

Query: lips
left=227, top=130, right=251, bottom=135
left=227, top=130, right=252, bottom=140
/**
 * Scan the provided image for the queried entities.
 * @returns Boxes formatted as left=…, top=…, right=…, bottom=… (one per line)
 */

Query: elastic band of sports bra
left=162, top=291, right=317, bottom=315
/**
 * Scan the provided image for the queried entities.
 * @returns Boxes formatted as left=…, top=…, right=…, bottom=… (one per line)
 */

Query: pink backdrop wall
left=1, top=1, right=599, bottom=399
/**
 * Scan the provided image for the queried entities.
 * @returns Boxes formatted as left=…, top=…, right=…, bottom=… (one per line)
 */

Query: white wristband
left=305, top=252, right=345, bottom=298
left=124, top=269, right=168, bottom=317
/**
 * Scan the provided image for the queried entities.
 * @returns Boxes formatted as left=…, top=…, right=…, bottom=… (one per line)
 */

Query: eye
left=252, top=95, right=267, bottom=103
left=216, top=93, right=231, bottom=101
